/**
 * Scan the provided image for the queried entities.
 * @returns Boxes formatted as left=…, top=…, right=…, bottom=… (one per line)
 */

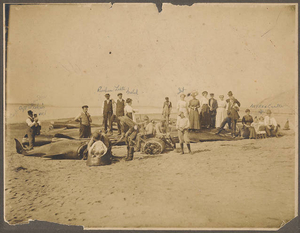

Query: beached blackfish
left=21, top=133, right=76, bottom=147
left=15, top=138, right=89, bottom=159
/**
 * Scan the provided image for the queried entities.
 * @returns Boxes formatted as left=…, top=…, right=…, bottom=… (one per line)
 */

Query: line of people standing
left=101, top=93, right=137, bottom=135
left=176, top=91, right=233, bottom=131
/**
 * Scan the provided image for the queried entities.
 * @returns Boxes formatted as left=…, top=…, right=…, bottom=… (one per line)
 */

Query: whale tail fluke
left=14, top=138, right=28, bottom=155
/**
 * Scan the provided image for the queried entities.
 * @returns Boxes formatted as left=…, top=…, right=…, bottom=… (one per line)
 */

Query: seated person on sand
left=264, top=109, right=279, bottom=137
left=85, top=131, right=112, bottom=165
left=136, top=115, right=154, bottom=152
left=154, top=119, right=167, bottom=136
left=241, top=109, right=256, bottom=139
left=251, top=116, right=266, bottom=135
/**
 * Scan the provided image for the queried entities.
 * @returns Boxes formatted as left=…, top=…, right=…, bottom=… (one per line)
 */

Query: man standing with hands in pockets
left=176, top=111, right=192, bottom=154
left=75, top=105, right=92, bottom=138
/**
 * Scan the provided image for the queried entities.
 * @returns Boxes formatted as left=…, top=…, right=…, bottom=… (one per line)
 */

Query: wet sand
left=4, top=114, right=296, bottom=229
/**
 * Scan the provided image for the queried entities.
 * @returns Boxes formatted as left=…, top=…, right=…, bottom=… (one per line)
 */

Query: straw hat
left=191, top=90, right=198, bottom=97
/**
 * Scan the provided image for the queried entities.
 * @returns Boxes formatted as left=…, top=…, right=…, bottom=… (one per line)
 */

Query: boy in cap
left=176, top=112, right=192, bottom=154
left=75, top=105, right=92, bottom=138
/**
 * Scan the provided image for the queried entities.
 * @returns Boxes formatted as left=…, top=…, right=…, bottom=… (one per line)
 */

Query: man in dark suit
left=209, top=93, right=218, bottom=128
left=102, top=93, right=115, bottom=134
left=110, top=93, right=125, bottom=135
left=216, top=91, right=240, bottom=138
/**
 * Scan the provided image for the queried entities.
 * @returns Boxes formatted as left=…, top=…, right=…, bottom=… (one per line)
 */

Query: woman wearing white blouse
left=124, top=98, right=137, bottom=122
left=215, top=95, right=227, bottom=128
left=200, top=91, right=210, bottom=128
left=177, top=94, right=189, bottom=118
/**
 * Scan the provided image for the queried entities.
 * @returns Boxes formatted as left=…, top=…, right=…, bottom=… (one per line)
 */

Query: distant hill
left=255, top=89, right=296, bottom=114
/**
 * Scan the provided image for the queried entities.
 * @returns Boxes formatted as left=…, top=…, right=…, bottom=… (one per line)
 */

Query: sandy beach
left=4, top=113, right=296, bottom=229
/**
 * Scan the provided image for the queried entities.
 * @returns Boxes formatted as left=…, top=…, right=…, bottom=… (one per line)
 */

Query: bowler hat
left=117, top=93, right=123, bottom=96
left=82, top=105, right=89, bottom=109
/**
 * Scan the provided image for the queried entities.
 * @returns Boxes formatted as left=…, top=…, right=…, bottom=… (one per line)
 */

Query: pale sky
left=6, top=3, right=297, bottom=108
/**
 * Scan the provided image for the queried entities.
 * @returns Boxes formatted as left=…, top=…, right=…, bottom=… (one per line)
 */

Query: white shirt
left=264, top=116, right=277, bottom=127
left=124, top=105, right=137, bottom=122
left=218, top=100, right=227, bottom=109
left=176, top=117, right=190, bottom=130
left=26, top=117, right=40, bottom=127
left=200, top=96, right=209, bottom=107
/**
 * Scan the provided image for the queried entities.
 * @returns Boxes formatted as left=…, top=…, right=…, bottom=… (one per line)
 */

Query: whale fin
left=14, top=138, right=28, bottom=155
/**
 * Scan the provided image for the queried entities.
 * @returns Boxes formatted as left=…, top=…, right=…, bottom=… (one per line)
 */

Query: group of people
left=73, top=93, right=137, bottom=138
left=240, top=108, right=279, bottom=139
left=23, top=90, right=280, bottom=162
left=173, top=90, right=240, bottom=143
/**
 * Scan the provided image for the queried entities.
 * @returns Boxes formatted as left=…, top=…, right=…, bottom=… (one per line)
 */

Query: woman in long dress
left=124, top=98, right=136, bottom=122
left=215, top=95, right=227, bottom=128
left=242, top=109, right=255, bottom=139
left=199, top=91, right=210, bottom=128
left=188, top=91, right=200, bottom=130
left=177, top=94, right=189, bottom=117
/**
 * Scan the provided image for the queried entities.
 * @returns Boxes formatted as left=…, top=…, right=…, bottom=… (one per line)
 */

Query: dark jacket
left=226, top=98, right=240, bottom=120
left=209, top=98, right=218, bottom=115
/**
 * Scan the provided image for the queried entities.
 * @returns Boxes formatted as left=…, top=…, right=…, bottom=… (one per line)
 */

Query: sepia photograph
left=3, top=2, right=298, bottom=230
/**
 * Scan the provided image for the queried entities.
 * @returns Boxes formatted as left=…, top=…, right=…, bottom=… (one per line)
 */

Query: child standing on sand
left=176, top=112, right=192, bottom=154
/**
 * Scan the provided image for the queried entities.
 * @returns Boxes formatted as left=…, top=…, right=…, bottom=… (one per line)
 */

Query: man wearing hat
left=264, top=109, right=279, bottom=137
left=75, top=105, right=92, bottom=138
left=216, top=91, right=240, bottom=138
left=110, top=93, right=125, bottom=135
left=102, top=93, right=115, bottom=134
left=162, top=97, right=172, bottom=128
left=209, top=93, right=218, bottom=128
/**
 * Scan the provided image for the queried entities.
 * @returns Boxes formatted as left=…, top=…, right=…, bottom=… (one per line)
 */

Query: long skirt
left=216, top=108, right=226, bottom=128
left=189, top=109, right=200, bottom=129
left=200, top=104, right=210, bottom=127
left=242, top=126, right=256, bottom=139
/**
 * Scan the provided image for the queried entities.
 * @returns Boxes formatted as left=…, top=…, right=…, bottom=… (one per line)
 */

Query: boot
left=126, top=147, right=134, bottom=161
left=187, top=144, right=192, bottom=154
left=180, top=143, right=184, bottom=154
left=125, top=147, right=130, bottom=160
